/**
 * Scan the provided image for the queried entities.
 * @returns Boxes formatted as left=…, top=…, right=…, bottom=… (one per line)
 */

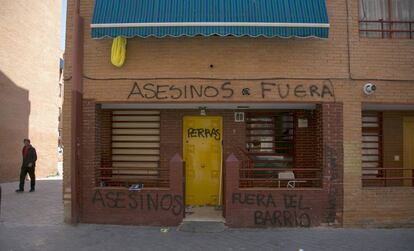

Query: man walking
left=16, top=139, right=37, bottom=193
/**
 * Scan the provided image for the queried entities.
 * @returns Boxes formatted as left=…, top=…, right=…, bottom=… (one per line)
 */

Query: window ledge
left=238, top=187, right=324, bottom=191
left=358, top=37, right=413, bottom=41
left=93, top=187, right=171, bottom=191
left=362, top=186, right=414, bottom=190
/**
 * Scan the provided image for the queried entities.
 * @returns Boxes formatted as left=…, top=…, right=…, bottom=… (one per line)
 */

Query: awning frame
left=91, top=22, right=330, bottom=29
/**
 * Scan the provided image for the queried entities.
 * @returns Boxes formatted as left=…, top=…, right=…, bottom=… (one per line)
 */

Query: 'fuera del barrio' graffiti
left=232, top=193, right=312, bottom=227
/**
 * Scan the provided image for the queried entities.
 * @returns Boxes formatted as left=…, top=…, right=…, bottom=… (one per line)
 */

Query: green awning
left=91, top=0, right=330, bottom=39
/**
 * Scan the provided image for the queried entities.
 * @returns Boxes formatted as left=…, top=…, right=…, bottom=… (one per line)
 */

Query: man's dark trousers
left=19, top=166, right=35, bottom=191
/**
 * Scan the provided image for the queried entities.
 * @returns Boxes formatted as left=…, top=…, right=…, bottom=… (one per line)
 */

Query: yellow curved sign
left=111, top=36, right=127, bottom=67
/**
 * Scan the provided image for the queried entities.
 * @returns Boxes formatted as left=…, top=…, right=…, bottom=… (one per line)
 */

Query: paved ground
left=1, top=180, right=413, bottom=251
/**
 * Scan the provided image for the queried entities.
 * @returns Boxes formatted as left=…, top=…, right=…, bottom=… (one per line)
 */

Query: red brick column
left=80, top=99, right=98, bottom=219
left=169, top=153, right=185, bottom=218
left=99, top=109, right=112, bottom=180
left=224, top=153, right=240, bottom=222
left=295, top=110, right=318, bottom=185
left=321, top=103, right=344, bottom=226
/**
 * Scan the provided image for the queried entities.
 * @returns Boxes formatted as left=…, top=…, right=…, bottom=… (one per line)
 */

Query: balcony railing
left=237, top=147, right=322, bottom=189
left=359, top=19, right=414, bottom=39
left=362, top=167, right=414, bottom=187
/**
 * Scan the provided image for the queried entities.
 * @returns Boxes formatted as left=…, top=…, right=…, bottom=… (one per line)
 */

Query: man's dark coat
left=22, top=145, right=37, bottom=167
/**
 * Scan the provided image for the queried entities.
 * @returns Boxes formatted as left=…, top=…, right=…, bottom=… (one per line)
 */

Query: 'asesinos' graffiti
left=92, top=190, right=183, bottom=216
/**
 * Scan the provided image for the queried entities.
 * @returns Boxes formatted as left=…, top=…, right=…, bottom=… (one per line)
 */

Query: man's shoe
left=15, top=189, right=24, bottom=193
left=29, top=189, right=35, bottom=192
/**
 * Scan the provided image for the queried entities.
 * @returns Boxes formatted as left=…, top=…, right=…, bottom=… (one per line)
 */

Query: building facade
left=0, top=0, right=62, bottom=182
left=63, top=0, right=414, bottom=227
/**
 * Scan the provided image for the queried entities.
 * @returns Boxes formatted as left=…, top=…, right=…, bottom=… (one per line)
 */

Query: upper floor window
left=359, top=0, right=414, bottom=39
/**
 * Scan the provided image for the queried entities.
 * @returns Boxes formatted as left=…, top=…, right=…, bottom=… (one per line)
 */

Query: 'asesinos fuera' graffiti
left=127, top=81, right=335, bottom=100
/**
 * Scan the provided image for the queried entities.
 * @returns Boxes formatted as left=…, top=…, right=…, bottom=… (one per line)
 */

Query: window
left=362, top=112, right=384, bottom=186
left=362, top=111, right=414, bottom=187
left=245, top=112, right=294, bottom=156
left=239, top=111, right=322, bottom=188
left=98, top=110, right=167, bottom=188
left=359, top=0, right=414, bottom=38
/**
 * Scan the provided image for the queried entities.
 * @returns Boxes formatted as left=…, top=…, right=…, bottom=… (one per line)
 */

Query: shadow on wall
left=0, top=70, right=30, bottom=182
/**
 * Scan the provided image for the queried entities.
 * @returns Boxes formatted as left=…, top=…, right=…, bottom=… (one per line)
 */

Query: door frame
left=403, top=117, right=414, bottom=187
left=182, top=115, right=224, bottom=207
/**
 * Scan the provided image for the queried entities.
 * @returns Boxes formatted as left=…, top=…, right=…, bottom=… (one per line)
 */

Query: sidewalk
left=1, top=180, right=413, bottom=251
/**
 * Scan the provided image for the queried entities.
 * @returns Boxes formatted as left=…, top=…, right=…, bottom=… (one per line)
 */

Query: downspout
left=71, top=0, right=84, bottom=224
left=345, top=0, right=352, bottom=80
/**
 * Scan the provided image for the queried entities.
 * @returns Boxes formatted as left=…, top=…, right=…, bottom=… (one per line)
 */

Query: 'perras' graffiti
left=92, top=190, right=184, bottom=216
left=127, top=81, right=335, bottom=100
left=187, top=128, right=221, bottom=140
left=232, top=193, right=312, bottom=227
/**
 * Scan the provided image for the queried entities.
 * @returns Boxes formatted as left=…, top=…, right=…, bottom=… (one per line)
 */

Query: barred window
left=98, top=110, right=168, bottom=188
left=359, top=0, right=414, bottom=38
left=362, top=112, right=384, bottom=186
left=362, top=111, right=414, bottom=187
left=239, top=111, right=322, bottom=189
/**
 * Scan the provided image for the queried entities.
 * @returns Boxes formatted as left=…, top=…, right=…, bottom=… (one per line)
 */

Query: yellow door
left=403, top=117, right=414, bottom=187
left=183, top=116, right=222, bottom=206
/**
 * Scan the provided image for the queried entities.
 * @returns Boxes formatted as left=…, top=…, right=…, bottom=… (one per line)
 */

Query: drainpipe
left=71, top=0, right=84, bottom=224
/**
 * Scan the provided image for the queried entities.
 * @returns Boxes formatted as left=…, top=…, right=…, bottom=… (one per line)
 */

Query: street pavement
left=0, top=180, right=413, bottom=251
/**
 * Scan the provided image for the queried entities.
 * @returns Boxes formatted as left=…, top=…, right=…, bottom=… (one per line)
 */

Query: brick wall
left=321, top=103, right=344, bottom=225
left=160, top=110, right=246, bottom=164
left=97, top=109, right=111, bottom=184
left=348, top=1, right=414, bottom=80
left=0, top=0, right=61, bottom=182
left=79, top=108, right=250, bottom=225
left=342, top=110, right=414, bottom=227
left=62, top=0, right=414, bottom=226
left=343, top=102, right=414, bottom=227
left=62, top=0, right=414, bottom=82
left=225, top=103, right=343, bottom=228
left=79, top=101, right=184, bottom=226
left=80, top=106, right=340, bottom=227
left=160, top=109, right=246, bottom=216
left=294, top=110, right=320, bottom=187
